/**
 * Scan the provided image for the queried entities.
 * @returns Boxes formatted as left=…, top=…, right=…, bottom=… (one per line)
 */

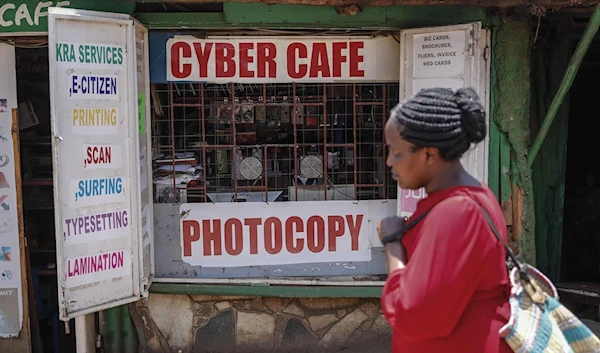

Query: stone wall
left=142, top=294, right=391, bottom=353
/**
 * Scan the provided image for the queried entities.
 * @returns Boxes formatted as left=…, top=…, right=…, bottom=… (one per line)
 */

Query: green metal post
left=121, top=305, right=137, bottom=353
left=103, top=305, right=138, bottom=353
left=103, top=307, right=121, bottom=353
left=527, top=4, right=600, bottom=168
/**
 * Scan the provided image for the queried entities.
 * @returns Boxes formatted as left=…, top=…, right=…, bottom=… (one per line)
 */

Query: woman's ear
left=424, top=147, right=440, bottom=164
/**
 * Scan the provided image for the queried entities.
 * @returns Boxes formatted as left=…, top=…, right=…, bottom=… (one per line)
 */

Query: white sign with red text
left=399, top=188, right=428, bottom=218
left=83, top=144, right=122, bottom=169
left=167, top=36, right=399, bottom=83
left=64, top=249, right=132, bottom=288
left=180, top=201, right=371, bottom=267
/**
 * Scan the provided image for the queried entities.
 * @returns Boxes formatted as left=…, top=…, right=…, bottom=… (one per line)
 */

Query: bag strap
left=380, top=208, right=433, bottom=245
left=470, top=201, right=535, bottom=284
left=473, top=204, right=522, bottom=269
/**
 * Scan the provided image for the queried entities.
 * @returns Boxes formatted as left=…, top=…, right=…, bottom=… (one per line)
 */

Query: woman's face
left=384, top=118, right=434, bottom=190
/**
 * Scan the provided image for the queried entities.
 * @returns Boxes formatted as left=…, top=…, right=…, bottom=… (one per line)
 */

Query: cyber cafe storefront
left=0, top=2, right=493, bottom=351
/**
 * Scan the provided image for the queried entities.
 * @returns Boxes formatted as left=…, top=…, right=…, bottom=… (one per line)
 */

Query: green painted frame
left=134, top=3, right=491, bottom=29
left=150, top=283, right=383, bottom=298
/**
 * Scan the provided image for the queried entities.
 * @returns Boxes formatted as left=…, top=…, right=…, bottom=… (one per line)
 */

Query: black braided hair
left=390, top=87, right=486, bottom=161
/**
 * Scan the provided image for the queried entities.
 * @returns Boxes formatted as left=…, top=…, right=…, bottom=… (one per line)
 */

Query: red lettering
left=104, top=147, right=111, bottom=164
left=307, top=216, right=325, bottom=253
left=245, top=218, right=262, bottom=255
left=215, top=43, right=236, bottom=78
left=332, top=42, right=347, bottom=78
left=309, top=42, right=331, bottom=78
left=239, top=43, right=254, bottom=78
left=86, top=147, right=92, bottom=166
left=257, top=43, right=276, bottom=78
left=287, top=43, right=307, bottom=79
left=170, top=42, right=192, bottom=79
left=264, top=217, right=283, bottom=254
left=346, top=215, right=363, bottom=251
left=182, top=220, right=200, bottom=256
left=285, top=217, right=304, bottom=254
left=327, top=216, right=345, bottom=251
left=193, top=42, right=213, bottom=78
left=349, top=42, right=365, bottom=77
left=202, top=220, right=222, bottom=256
left=86, top=146, right=111, bottom=165
left=224, top=219, right=243, bottom=256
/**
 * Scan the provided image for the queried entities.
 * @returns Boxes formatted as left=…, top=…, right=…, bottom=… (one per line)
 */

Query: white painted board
left=397, top=22, right=491, bottom=217
left=49, top=7, right=146, bottom=320
left=134, top=19, right=154, bottom=297
left=0, top=43, right=24, bottom=338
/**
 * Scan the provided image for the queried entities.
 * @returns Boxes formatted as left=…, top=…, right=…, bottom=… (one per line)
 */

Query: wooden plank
left=500, top=132, right=512, bottom=204
left=557, top=282, right=600, bottom=305
left=512, top=184, right=523, bottom=245
left=488, top=119, right=500, bottom=199
left=146, top=0, right=600, bottom=9
left=11, top=108, right=32, bottom=350
left=75, top=315, right=96, bottom=353
left=500, top=131, right=513, bottom=225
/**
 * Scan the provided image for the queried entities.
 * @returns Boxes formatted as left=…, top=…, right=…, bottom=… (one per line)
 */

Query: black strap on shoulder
left=380, top=209, right=433, bottom=246
left=473, top=204, right=521, bottom=268
left=471, top=201, right=531, bottom=282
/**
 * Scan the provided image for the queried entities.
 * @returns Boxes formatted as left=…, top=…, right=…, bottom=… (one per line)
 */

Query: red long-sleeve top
left=381, top=186, right=513, bottom=353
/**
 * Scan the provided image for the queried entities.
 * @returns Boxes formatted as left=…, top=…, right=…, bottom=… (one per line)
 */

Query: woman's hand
left=376, top=216, right=408, bottom=272
left=376, top=216, right=405, bottom=241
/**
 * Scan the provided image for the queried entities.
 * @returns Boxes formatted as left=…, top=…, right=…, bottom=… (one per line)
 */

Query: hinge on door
left=141, top=278, right=150, bottom=298
left=468, top=28, right=475, bottom=56
left=468, top=39, right=475, bottom=56
left=96, top=334, right=103, bottom=349
left=484, top=46, right=490, bottom=60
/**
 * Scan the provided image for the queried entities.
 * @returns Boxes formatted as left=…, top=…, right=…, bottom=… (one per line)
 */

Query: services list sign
left=49, top=8, right=143, bottom=319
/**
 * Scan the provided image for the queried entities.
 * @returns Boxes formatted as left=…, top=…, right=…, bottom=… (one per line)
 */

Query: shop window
left=151, top=82, right=399, bottom=204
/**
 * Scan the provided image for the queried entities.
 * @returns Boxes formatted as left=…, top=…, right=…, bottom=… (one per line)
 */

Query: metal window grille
left=150, top=82, right=399, bottom=204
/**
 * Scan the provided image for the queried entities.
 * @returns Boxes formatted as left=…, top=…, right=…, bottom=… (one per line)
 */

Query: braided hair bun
left=454, top=88, right=486, bottom=144
left=390, top=87, right=487, bottom=161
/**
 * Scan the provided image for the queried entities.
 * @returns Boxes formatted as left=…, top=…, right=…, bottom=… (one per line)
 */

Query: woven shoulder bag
left=476, top=202, right=600, bottom=353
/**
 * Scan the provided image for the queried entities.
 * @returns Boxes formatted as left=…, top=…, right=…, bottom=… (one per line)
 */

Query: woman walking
left=378, top=87, right=513, bottom=353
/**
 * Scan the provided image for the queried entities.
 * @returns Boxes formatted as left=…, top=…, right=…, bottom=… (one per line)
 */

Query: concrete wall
left=141, top=294, right=391, bottom=353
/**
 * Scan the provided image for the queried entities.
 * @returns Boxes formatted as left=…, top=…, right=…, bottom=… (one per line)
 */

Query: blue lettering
left=92, top=179, right=99, bottom=196
left=116, top=178, right=122, bottom=194
left=110, top=78, right=117, bottom=95
left=77, top=180, right=84, bottom=197
left=75, top=178, right=124, bottom=201
left=72, top=75, right=78, bottom=94
left=90, top=76, right=97, bottom=93
left=70, top=75, right=118, bottom=96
